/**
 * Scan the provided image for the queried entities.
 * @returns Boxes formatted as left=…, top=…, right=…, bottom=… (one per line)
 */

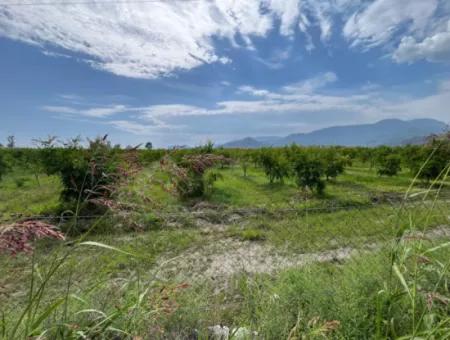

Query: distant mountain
left=222, top=119, right=447, bottom=148
left=221, top=137, right=265, bottom=148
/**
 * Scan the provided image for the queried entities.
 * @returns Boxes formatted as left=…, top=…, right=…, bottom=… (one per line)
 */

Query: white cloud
left=135, top=77, right=450, bottom=124
left=343, top=0, right=438, bottom=48
left=393, top=20, right=450, bottom=63
left=43, top=104, right=128, bottom=117
left=140, top=104, right=210, bottom=119
left=108, top=120, right=156, bottom=135
left=253, top=46, right=293, bottom=70
left=0, top=0, right=354, bottom=78
left=282, top=71, right=338, bottom=93
left=0, top=1, right=271, bottom=78
left=44, top=76, right=450, bottom=139
left=0, top=0, right=447, bottom=80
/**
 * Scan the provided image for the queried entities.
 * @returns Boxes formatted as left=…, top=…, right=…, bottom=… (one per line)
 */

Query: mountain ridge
left=222, top=118, right=448, bottom=148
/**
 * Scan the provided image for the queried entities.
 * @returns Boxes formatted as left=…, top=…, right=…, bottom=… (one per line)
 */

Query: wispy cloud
left=43, top=104, right=128, bottom=118
left=343, top=0, right=438, bottom=49
left=282, top=72, right=338, bottom=93
left=43, top=74, right=450, bottom=139
left=1, top=0, right=446, bottom=80
left=341, top=0, right=450, bottom=65
left=6, top=0, right=441, bottom=79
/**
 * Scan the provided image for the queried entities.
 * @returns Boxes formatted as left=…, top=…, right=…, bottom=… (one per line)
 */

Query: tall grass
left=0, top=150, right=449, bottom=339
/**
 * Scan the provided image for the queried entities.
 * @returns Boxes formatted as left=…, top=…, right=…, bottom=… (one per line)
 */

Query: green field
left=1, top=150, right=449, bottom=339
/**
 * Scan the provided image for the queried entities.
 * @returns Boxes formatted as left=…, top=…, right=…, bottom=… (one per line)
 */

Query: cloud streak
left=0, top=1, right=249, bottom=78
left=2, top=0, right=445, bottom=79
left=43, top=75, right=450, bottom=140
left=0, top=0, right=302, bottom=78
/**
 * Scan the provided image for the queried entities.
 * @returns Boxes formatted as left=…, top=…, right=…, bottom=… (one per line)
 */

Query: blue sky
left=0, top=0, right=450, bottom=147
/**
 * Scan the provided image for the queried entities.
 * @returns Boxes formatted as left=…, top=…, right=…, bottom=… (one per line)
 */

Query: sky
left=0, top=0, right=450, bottom=147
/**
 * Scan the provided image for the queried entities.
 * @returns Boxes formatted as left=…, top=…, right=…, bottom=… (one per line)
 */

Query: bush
left=377, top=154, right=401, bottom=176
left=204, top=169, right=223, bottom=195
left=14, top=177, right=27, bottom=188
left=323, top=151, right=346, bottom=180
left=240, top=154, right=250, bottom=177
left=259, top=149, right=290, bottom=184
left=292, top=153, right=326, bottom=195
left=39, top=136, right=123, bottom=202
left=415, top=139, right=450, bottom=182
left=162, top=153, right=228, bottom=198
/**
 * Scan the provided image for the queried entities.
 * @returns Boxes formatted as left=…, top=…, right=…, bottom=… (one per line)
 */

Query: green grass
left=227, top=200, right=450, bottom=253
left=207, top=164, right=445, bottom=209
left=3, top=237, right=446, bottom=339
left=1, top=161, right=449, bottom=339
left=0, top=171, right=61, bottom=221
left=228, top=227, right=267, bottom=241
left=231, top=243, right=450, bottom=339
left=0, top=226, right=203, bottom=337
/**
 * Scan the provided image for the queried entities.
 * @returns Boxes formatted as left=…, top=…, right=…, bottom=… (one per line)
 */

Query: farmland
left=0, top=140, right=449, bottom=339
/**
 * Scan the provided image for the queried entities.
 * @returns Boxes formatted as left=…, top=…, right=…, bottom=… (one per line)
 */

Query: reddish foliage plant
left=0, top=220, right=65, bottom=255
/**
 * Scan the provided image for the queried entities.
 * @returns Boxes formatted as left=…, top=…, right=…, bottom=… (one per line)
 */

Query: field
left=0, top=144, right=449, bottom=339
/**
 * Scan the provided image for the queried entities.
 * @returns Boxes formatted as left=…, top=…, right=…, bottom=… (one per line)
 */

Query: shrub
left=323, top=151, right=346, bottom=180
left=14, top=177, right=27, bottom=188
left=39, top=136, right=123, bottom=203
left=377, top=154, right=402, bottom=176
left=162, top=153, right=228, bottom=198
left=238, top=151, right=252, bottom=177
left=292, top=153, right=326, bottom=195
left=415, top=138, right=450, bottom=182
left=198, top=140, right=215, bottom=154
left=204, top=169, right=223, bottom=195
left=0, top=220, right=65, bottom=255
left=259, top=149, right=290, bottom=184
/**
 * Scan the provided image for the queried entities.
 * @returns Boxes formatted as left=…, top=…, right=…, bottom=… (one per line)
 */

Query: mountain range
left=222, top=119, right=448, bottom=148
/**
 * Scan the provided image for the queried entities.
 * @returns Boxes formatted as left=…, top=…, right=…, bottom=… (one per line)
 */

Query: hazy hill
left=222, top=119, right=447, bottom=148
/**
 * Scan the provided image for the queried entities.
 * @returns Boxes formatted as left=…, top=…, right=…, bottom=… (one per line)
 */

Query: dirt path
left=152, top=214, right=450, bottom=289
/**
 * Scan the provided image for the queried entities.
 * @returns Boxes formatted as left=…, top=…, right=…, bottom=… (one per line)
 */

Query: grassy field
left=0, top=171, right=61, bottom=222
left=1, top=161, right=449, bottom=339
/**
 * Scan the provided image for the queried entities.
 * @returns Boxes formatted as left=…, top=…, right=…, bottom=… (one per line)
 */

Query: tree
left=32, top=135, right=58, bottom=148
left=199, top=140, right=214, bottom=154
left=6, top=135, right=15, bottom=148
left=259, top=149, right=289, bottom=184
left=292, top=153, right=326, bottom=195
left=414, top=138, right=450, bottom=182
left=377, top=154, right=402, bottom=176
left=40, top=135, right=122, bottom=202
left=145, top=142, right=153, bottom=150
left=62, top=136, right=81, bottom=149
left=323, top=151, right=346, bottom=180
left=240, top=153, right=250, bottom=177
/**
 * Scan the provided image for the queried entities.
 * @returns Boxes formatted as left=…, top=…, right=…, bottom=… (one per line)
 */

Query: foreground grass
left=1, top=237, right=449, bottom=339
left=1, top=162, right=449, bottom=339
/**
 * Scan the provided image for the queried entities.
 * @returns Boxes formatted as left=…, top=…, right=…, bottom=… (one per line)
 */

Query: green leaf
left=30, top=298, right=65, bottom=335
left=393, top=264, right=412, bottom=301
left=79, top=241, right=136, bottom=257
